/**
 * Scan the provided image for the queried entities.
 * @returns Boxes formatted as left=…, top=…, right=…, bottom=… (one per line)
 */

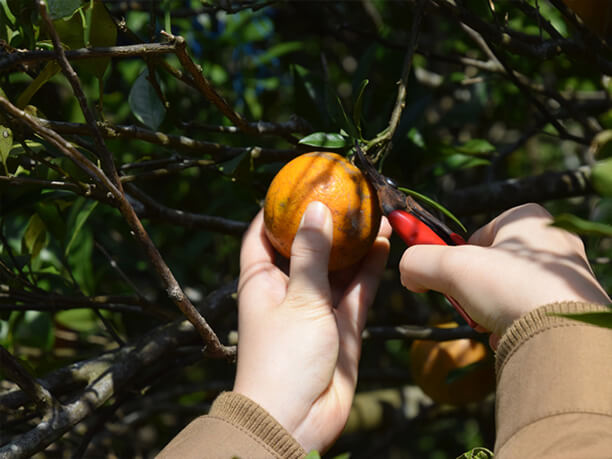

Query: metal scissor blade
left=354, top=143, right=408, bottom=215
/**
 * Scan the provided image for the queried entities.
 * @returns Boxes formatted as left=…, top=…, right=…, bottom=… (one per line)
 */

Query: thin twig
left=384, top=0, right=424, bottom=154
left=0, top=42, right=178, bottom=72
left=0, top=282, right=236, bottom=457
left=39, top=119, right=298, bottom=163
left=94, top=241, right=148, bottom=300
left=363, top=324, right=481, bottom=341
left=446, top=166, right=594, bottom=216
left=0, top=346, right=58, bottom=410
left=126, top=184, right=249, bottom=236
left=38, top=1, right=122, bottom=189
left=0, top=96, right=231, bottom=357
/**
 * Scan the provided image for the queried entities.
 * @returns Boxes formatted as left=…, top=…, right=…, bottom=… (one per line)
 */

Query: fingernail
left=299, top=201, right=328, bottom=229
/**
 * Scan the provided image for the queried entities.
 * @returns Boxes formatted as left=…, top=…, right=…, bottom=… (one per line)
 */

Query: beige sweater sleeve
left=157, top=392, right=306, bottom=459
left=494, top=301, right=612, bottom=458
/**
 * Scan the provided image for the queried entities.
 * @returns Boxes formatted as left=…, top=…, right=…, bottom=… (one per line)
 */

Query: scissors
left=354, top=143, right=486, bottom=332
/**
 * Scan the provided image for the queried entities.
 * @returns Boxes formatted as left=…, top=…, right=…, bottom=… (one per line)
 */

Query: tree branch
left=39, top=119, right=297, bottom=163
left=363, top=324, right=481, bottom=341
left=0, top=282, right=236, bottom=457
left=38, top=1, right=122, bottom=189
left=445, top=166, right=594, bottom=216
left=427, top=0, right=612, bottom=75
left=376, top=0, right=423, bottom=157
left=0, top=346, right=58, bottom=411
left=0, top=96, right=231, bottom=358
left=126, top=184, right=249, bottom=236
left=0, top=43, right=178, bottom=73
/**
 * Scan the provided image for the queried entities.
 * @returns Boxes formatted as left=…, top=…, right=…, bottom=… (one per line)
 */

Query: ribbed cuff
left=209, top=392, right=306, bottom=459
left=496, top=301, right=611, bottom=377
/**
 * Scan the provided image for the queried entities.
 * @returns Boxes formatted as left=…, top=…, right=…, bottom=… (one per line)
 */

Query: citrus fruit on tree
left=263, top=151, right=381, bottom=271
left=563, top=0, right=612, bottom=37
left=410, top=323, right=495, bottom=406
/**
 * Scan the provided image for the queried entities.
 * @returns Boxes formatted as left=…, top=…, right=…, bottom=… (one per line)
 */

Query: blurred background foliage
left=1, top=0, right=611, bottom=457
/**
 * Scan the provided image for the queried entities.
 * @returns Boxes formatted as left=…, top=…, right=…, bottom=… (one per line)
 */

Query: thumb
left=399, top=244, right=465, bottom=295
left=286, top=201, right=333, bottom=301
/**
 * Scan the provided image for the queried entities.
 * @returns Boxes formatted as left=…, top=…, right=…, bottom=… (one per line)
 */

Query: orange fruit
left=563, top=0, right=612, bottom=37
left=410, top=323, right=495, bottom=406
left=263, top=152, right=381, bottom=271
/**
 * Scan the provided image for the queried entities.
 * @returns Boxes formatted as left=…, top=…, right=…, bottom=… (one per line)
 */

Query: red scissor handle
left=388, top=210, right=486, bottom=332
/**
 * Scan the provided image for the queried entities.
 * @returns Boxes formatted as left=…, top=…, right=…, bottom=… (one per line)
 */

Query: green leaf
left=398, top=187, right=467, bottom=233
left=14, top=311, right=54, bottom=350
left=591, top=158, right=612, bottom=197
left=46, top=0, right=81, bottom=20
left=456, top=447, right=494, bottom=459
left=407, top=127, right=425, bottom=148
left=16, top=61, right=61, bottom=108
left=299, top=132, right=347, bottom=149
left=65, top=197, right=98, bottom=256
left=589, top=129, right=612, bottom=159
left=251, top=41, right=302, bottom=67
left=52, top=7, right=85, bottom=49
left=55, top=308, right=100, bottom=333
left=454, top=139, right=496, bottom=155
left=67, top=225, right=94, bottom=294
left=0, top=124, right=13, bottom=173
left=0, top=0, right=16, bottom=25
left=78, top=0, right=117, bottom=79
left=446, top=360, right=487, bottom=384
left=129, top=68, right=166, bottom=130
left=353, top=79, right=369, bottom=138
left=292, top=64, right=326, bottom=127
left=22, top=213, right=47, bottom=259
left=434, top=154, right=490, bottom=175
left=550, top=213, right=612, bottom=237
left=304, top=451, right=321, bottom=459
left=0, top=319, right=9, bottom=347
left=328, top=90, right=358, bottom=139
left=554, top=311, right=612, bottom=329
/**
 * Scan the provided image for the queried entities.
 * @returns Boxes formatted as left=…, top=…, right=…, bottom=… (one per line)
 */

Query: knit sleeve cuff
left=209, top=391, right=306, bottom=459
left=495, top=300, right=611, bottom=377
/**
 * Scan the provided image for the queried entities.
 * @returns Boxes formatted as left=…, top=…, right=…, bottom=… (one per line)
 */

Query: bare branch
left=126, top=184, right=249, bottom=236
left=382, top=0, right=424, bottom=154
left=0, top=43, right=178, bottom=73
left=165, top=33, right=304, bottom=143
left=0, top=96, right=231, bottom=356
left=427, top=0, right=612, bottom=75
left=363, top=324, right=481, bottom=341
left=38, top=2, right=122, bottom=189
left=0, top=346, right=57, bottom=410
left=0, top=283, right=236, bottom=457
left=39, top=119, right=298, bottom=163
left=446, top=166, right=594, bottom=216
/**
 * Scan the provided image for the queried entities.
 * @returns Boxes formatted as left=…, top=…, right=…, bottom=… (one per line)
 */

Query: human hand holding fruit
left=234, top=202, right=390, bottom=453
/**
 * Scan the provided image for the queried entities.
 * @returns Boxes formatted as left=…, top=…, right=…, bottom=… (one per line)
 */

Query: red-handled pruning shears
left=354, top=143, right=486, bottom=333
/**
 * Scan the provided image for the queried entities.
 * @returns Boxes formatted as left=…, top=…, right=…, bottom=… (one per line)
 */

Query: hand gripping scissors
left=354, top=143, right=486, bottom=332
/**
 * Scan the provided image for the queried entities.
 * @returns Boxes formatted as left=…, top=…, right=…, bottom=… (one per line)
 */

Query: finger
left=336, top=236, right=390, bottom=384
left=399, top=244, right=468, bottom=296
left=286, top=201, right=334, bottom=301
left=238, top=210, right=287, bottom=309
left=337, top=236, right=390, bottom=334
left=379, top=216, right=392, bottom=239
left=329, top=218, right=391, bottom=305
left=240, top=210, right=276, bottom=273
